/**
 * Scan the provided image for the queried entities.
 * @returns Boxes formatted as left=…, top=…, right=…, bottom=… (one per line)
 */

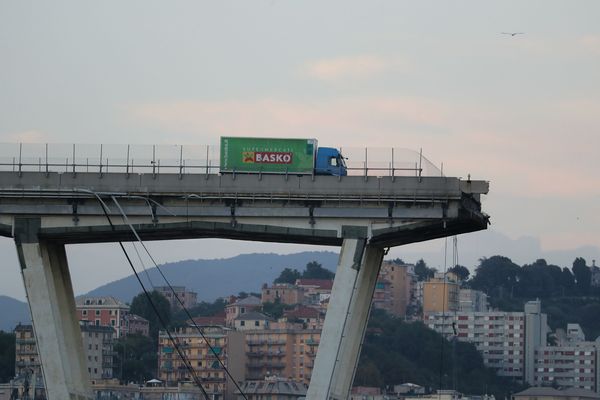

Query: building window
left=240, top=321, right=245, bottom=326
left=111, top=320, right=116, bottom=326
left=95, top=320, right=100, bottom=326
left=95, top=310, right=100, bottom=316
left=82, top=310, right=87, bottom=316
left=255, top=321, right=260, bottom=327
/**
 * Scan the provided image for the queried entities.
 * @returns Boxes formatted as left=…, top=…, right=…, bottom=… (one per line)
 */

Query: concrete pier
left=14, top=218, right=93, bottom=400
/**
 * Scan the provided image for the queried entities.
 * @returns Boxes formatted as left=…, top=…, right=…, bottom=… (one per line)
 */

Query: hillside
left=85, top=251, right=339, bottom=303
left=0, top=296, right=30, bottom=332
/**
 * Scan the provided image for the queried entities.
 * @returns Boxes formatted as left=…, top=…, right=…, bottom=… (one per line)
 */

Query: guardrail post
left=126, top=145, right=130, bottom=177
left=179, top=145, right=183, bottom=180
left=418, top=148, right=423, bottom=182
left=18, top=143, right=22, bottom=177
left=72, top=144, right=76, bottom=177
left=99, top=144, right=103, bottom=178
left=391, top=147, right=395, bottom=182
left=152, top=145, right=156, bottom=179
left=45, top=143, right=49, bottom=177
left=364, top=147, right=368, bottom=182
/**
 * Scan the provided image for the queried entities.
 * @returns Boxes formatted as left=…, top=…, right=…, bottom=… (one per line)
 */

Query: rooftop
left=295, top=279, right=334, bottom=290
left=76, top=296, right=129, bottom=309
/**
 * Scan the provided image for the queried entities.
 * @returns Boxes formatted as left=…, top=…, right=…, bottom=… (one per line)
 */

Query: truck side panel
left=220, top=137, right=316, bottom=174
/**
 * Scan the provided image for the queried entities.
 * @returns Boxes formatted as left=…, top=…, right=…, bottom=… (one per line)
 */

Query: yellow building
left=244, top=327, right=321, bottom=386
left=422, top=273, right=459, bottom=314
left=158, top=325, right=245, bottom=400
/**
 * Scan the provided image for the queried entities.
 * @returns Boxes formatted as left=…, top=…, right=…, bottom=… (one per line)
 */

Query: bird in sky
left=501, top=32, right=524, bottom=36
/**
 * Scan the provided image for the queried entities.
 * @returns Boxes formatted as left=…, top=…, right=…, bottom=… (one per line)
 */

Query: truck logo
left=242, top=152, right=293, bottom=164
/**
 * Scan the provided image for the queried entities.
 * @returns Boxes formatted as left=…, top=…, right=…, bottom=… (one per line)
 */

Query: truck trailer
left=219, top=137, right=347, bottom=176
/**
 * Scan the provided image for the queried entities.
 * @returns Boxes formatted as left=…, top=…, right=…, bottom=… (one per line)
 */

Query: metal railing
left=0, top=143, right=443, bottom=178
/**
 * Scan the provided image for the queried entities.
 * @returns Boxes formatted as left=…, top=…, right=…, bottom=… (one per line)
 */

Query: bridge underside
left=0, top=172, right=489, bottom=400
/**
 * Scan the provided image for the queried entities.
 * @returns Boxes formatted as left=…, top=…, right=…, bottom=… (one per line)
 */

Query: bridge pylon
left=14, top=217, right=93, bottom=400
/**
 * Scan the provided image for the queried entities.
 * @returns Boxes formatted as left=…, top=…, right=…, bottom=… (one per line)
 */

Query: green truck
left=219, top=137, right=347, bottom=176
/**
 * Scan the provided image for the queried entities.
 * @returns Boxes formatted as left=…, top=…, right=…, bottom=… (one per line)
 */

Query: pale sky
left=1, top=1, right=599, bottom=300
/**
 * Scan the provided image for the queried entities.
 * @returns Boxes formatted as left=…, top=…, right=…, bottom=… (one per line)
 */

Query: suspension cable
left=86, top=191, right=211, bottom=399
left=111, top=196, right=248, bottom=400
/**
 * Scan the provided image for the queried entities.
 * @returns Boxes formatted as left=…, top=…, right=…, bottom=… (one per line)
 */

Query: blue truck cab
left=315, top=147, right=347, bottom=176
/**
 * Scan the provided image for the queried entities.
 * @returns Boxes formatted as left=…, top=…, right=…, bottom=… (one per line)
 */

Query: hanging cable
left=84, top=191, right=211, bottom=400
left=439, top=236, right=449, bottom=397
left=110, top=196, right=248, bottom=400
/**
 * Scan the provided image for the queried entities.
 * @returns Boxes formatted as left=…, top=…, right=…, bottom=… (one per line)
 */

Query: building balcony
left=16, top=338, right=36, bottom=344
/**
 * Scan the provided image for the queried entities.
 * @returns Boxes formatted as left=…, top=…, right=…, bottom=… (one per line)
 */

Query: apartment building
left=244, top=328, right=321, bottom=385
left=14, top=324, right=41, bottom=377
left=534, top=344, right=600, bottom=392
left=14, top=322, right=116, bottom=381
left=225, top=296, right=262, bottom=327
left=261, top=283, right=305, bottom=305
left=426, top=300, right=548, bottom=383
left=80, top=321, right=115, bottom=380
left=154, top=286, right=198, bottom=311
left=423, top=273, right=460, bottom=314
left=123, top=313, right=150, bottom=337
left=157, top=325, right=245, bottom=400
left=373, top=261, right=417, bottom=317
left=295, top=279, right=333, bottom=305
left=76, top=296, right=130, bottom=338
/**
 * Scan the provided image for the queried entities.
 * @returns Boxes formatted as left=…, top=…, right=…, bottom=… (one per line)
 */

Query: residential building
left=295, top=279, right=333, bottom=305
left=534, top=343, right=600, bottom=392
left=423, top=274, right=460, bottom=314
left=154, top=285, right=198, bottom=311
left=459, top=289, right=489, bottom=312
left=76, top=296, right=130, bottom=338
left=225, top=296, right=262, bottom=327
left=426, top=300, right=548, bottom=383
left=235, top=377, right=307, bottom=400
left=234, top=312, right=274, bottom=331
left=373, top=261, right=417, bottom=317
left=14, top=322, right=116, bottom=382
left=157, top=324, right=245, bottom=400
left=261, top=283, right=305, bottom=305
left=80, top=321, right=115, bottom=380
left=512, top=387, right=600, bottom=400
left=283, top=305, right=325, bottom=330
left=14, top=324, right=41, bottom=377
left=245, top=328, right=321, bottom=385
left=122, top=313, right=150, bottom=337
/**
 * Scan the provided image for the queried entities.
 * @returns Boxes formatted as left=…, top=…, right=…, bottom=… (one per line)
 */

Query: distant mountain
left=0, top=296, right=30, bottom=332
left=392, top=229, right=600, bottom=271
left=85, top=251, right=340, bottom=303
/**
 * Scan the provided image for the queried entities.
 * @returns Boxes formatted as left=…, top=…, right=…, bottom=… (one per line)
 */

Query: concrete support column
left=307, top=238, right=384, bottom=400
left=14, top=218, right=93, bottom=400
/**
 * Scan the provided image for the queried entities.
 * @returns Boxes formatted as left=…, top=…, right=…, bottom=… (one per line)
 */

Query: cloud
left=3, top=130, right=48, bottom=143
left=301, top=55, right=408, bottom=81
left=126, top=95, right=600, bottom=198
left=126, top=96, right=453, bottom=145
left=579, top=34, right=600, bottom=54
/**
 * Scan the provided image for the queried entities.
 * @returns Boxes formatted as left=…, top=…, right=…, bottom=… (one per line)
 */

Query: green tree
left=0, top=331, right=15, bottom=382
left=171, top=298, right=227, bottom=324
left=302, top=261, right=334, bottom=280
left=114, top=334, right=157, bottom=382
left=262, top=299, right=289, bottom=319
left=470, top=256, right=520, bottom=299
left=414, top=259, right=436, bottom=281
left=572, top=257, right=591, bottom=295
left=274, top=267, right=302, bottom=284
left=130, top=291, right=171, bottom=340
left=448, top=264, right=470, bottom=281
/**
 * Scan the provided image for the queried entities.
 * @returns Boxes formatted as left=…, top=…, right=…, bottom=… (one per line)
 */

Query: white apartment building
left=426, top=300, right=548, bottom=383
left=534, top=343, right=600, bottom=392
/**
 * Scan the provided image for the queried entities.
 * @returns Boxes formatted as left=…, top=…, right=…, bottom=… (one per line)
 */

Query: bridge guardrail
left=0, top=143, right=443, bottom=178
